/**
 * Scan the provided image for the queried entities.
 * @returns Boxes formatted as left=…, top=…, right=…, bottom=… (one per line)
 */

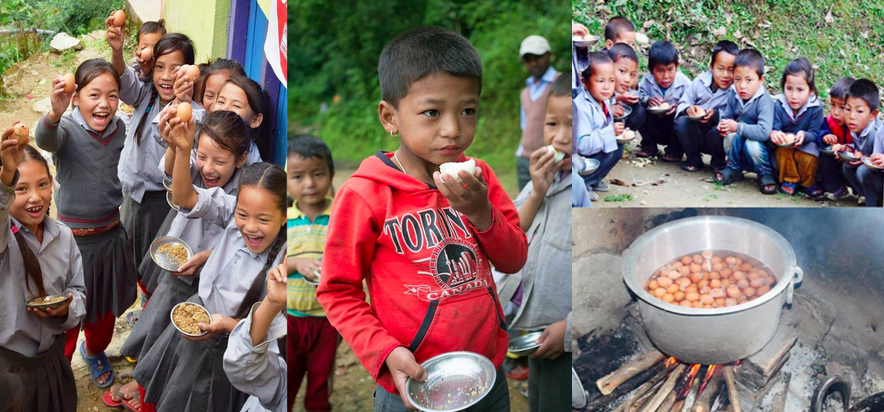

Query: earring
left=390, top=129, right=398, bottom=136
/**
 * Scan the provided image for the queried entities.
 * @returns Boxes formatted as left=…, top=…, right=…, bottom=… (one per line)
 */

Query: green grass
left=573, top=0, right=884, bottom=103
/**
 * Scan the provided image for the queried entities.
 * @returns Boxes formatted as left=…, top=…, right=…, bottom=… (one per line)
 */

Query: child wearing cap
left=517, top=35, right=561, bottom=191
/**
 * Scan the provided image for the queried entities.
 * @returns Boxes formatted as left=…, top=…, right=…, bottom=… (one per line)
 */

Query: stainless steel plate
left=26, top=294, right=69, bottom=310
left=170, top=302, right=211, bottom=337
left=613, top=104, right=632, bottom=121
left=150, top=236, right=193, bottom=272
left=571, top=35, right=598, bottom=48
left=405, top=351, right=496, bottom=412
left=578, top=158, right=601, bottom=176
left=508, top=331, right=543, bottom=356
left=862, top=156, right=883, bottom=170
left=167, top=191, right=179, bottom=211
left=820, top=146, right=835, bottom=156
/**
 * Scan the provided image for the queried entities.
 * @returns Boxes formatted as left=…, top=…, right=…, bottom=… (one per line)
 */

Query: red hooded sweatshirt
left=316, top=151, right=528, bottom=394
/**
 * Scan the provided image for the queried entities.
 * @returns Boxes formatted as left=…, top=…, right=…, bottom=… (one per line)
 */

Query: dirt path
left=590, top=139, right=860, bottom=208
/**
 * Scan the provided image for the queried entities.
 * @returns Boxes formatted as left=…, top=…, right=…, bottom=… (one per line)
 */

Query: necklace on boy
left=393, top=151, right=409, bottom=176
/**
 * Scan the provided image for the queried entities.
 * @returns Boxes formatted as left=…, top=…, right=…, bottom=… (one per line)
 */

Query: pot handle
left=786, top=266, right=804, bottom=305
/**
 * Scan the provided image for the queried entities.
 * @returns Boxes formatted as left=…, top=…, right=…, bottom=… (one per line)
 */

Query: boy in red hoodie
left=316, top=26, right=528, bottom=411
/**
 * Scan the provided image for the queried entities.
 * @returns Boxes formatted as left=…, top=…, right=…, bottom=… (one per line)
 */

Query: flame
left=698, top=365, right=718, bottom=393
left=676, top=364, right=703, bottom=400
left=665, top=357, right=678, bottom=368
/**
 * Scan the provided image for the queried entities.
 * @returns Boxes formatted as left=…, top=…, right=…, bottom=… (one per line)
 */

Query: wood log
left=670, top=400, right=685, bottom=412
left=586, top=361, right=668, bottom=412
left=629, top=380, right=665, bottom=412
left=769, top=372, right=791, bottom=412
left=722, top=366, right=741, bottom=412
left=658, top=389, right=678, bottom=412
left=597, top=350, right=666, bottom=395
left=614, top=362, right=674, bottom=412
left=639, top=364, right=687, bottom=412
left=693, top=371, right=724, bottom=412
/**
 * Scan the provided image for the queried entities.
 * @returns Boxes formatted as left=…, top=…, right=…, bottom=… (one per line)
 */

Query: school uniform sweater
left=35, top=109, right=126, bottom=229
left=675, top=71, right=730, bottom=119
left=316, top=152, right=528, bottom=394
left=575, top=88, right=617, bottom=156
left=719, top=86, right=775, bottom=142
left=498, top=170, right=572, bottom=352
left=223, top=303, right=287, bottom=412
left=772, top=94, right=824, bottom=157
left=849, top=118, right=882, bottom=156
left=638, top=70, right=691, bottom=106
left=0, top=181, right=86, bottom=357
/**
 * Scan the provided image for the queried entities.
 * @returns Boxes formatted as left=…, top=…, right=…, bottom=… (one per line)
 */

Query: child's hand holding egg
left=167, top=103, right=196, bottom=150
left=439, top=159, right=477, bottom=184
left=48, top=74, right=76, bottom=122
left=12, top=123, right=29, bottom=146
left=172, top=65, right=199, bottom=103
left=434, top=159, right=492, bottom=231
left=104, top=10, right=126, bottom=52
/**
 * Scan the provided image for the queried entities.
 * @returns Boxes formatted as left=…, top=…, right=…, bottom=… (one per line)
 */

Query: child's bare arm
left=104, top=13, right=127, bottom=76
left=169, top=113, right=199, bottom=210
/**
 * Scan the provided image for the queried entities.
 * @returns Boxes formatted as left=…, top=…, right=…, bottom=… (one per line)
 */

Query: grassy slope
left=573, top=0, right=884, bottom=103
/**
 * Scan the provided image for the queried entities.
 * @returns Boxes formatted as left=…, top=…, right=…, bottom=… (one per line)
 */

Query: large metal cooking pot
left=622, top=216, right=804, bottom=365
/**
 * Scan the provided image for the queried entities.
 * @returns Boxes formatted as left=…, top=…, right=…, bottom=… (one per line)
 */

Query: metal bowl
left=616, top=132, right=637, bottom=145
left=613, top=104, right=632, bottom=122
left=26, top=294, right=69, bottom=310
left=687, top=107, right=708, bottom=121
left=167, top=191, right=179, bottom=211
left=303, top=270, right=321, bottom=286
left=572, top=367, right=587, bottom=408
left=862, top=156, right=883, bottom=170
left=572, top=35, right=598, bottom=48
left=776, top=135, right=799, bottom=148
left=820, top=146, right=836, bottom=156
left=163, top=176, right=173, bottom=191
left=170, top=302, right=211, bottom=337
left=508, top=331, right=543, bottom=356
left=576, top=157, right=600, bottom=176
left=150, top=236, right=193, bottom=272
left=838, top=150, right=858, bottom=162
left=647, top=105, right=672, bottom=117
left=405, top=351, right=496, bottom=412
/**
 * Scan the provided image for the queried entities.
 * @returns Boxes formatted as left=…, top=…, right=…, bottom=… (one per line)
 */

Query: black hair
left=607, top=43, right=638, bottom=65
left=195, top=58, right=247, bottom=104
left=288, top=135, right=334, bottom=177
left=135, top=33, right=196, bottom=146
left=198, top=110, right=250, bottom=160
left=378, top=26, right=482, bottom=108
left=648, top=40, right=679, bottom=71
left=710, top=40, right=739, bottom=67
left=0, top=145, right=52, bottom=299
left=734, top=49, right=765, bottom=77
left=222, top=75, right=272, bottom=160
left=233, top=162, right=286, bottom=320
left=0, top=359, right=24, bottom=412
left=829, top=77, right=855, bottom=100
left=74, top=58, right=121, bottom=96
left=548, top=74, right=570, bottom=100
left=604, top=17, right=635, bottom=42
left=780, top=57, right=816, bottom=94
left=846, top=79, right=880, bottom=112
left=137, top=19, right=167, bottom=43
left=581, top=52, right=613, bottom=83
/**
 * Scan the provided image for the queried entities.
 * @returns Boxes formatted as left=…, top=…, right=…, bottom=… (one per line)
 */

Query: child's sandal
left=713, top=168, right=742, bottom=185
left=779, top=182, right=797, bottom=196
left=803, top=184, right=825, bottom=199
left=759, top=174, right=777, bottom=195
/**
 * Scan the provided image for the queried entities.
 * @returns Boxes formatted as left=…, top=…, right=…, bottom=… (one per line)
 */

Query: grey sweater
left=719, top=86, right=774, bottom=142
left=36, top=110, right=126, bottom=229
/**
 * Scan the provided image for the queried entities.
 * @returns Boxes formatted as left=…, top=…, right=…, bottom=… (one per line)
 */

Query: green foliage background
left=0, top=0, right=125, bottom=76
left=288, top=0, right=569, bottom=191
left=573, top=0, right=884, bottom=102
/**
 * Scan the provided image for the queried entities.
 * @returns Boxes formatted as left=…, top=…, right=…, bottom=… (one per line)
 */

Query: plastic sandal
left=80, top=340, right=114, bottom=389
left=759, top=174, right=777, bottom=195
left=779, top=182, right=797, bottom=196
left=713, top=168, right=742, bottom=185
left=681, top=164, right=700, bottom=173
left=803, top=184, right=825, bottom=199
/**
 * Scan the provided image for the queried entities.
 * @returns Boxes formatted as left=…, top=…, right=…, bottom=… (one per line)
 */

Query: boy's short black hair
left=605, top=17, right=635, bottom=41
left=581, top=52, right=613, bottom=83
left=288, top=135, right=334, bottom=176
left=781, top=57, right=817, bottom=94
left=548, top=74, right=570, bottom=100
left=710, top=40, right=739, bottom=66
left=846, top=79, right=880, bottom=112
left=734, top=49, right=765, bottom=77
left=648, top=40, right=679, bottom=71
left=829, top=77, right=856, bottom=100
left=378, top=26, right=482, bottom=108
left=606, top=43, right=638, bottom=65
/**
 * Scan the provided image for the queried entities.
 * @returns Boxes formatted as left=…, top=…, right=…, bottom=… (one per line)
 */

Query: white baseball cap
left=519, top=35, right=551, bottom=58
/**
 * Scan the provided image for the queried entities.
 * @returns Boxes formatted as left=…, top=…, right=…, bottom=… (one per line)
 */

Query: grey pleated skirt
left=120, top=269, right=199, bottom=361
left=134, top=295, right=248, bottom=412
left=138, top=207, right=179, bottom=295
left=0, top=335, right=77, bottom=412
left=121, top=191, right=172, bottom=271
left=74, top=224, right=137, bottom=324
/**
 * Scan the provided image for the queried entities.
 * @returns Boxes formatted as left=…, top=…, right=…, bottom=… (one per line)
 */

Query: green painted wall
left=162, top=0, right=230, bottom=62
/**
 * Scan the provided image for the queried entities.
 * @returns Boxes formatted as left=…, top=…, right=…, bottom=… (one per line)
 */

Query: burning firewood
left=586, top=361, right=671, bottom=411
left=692, top=366, right=724, bottom=412
left=723, top=365, right=741, bottom=412
left=596, top=350, right=665, bottom=395
left=638, top=364, right=687, bottom=412
left=613, top=362, right=674, bottom=412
